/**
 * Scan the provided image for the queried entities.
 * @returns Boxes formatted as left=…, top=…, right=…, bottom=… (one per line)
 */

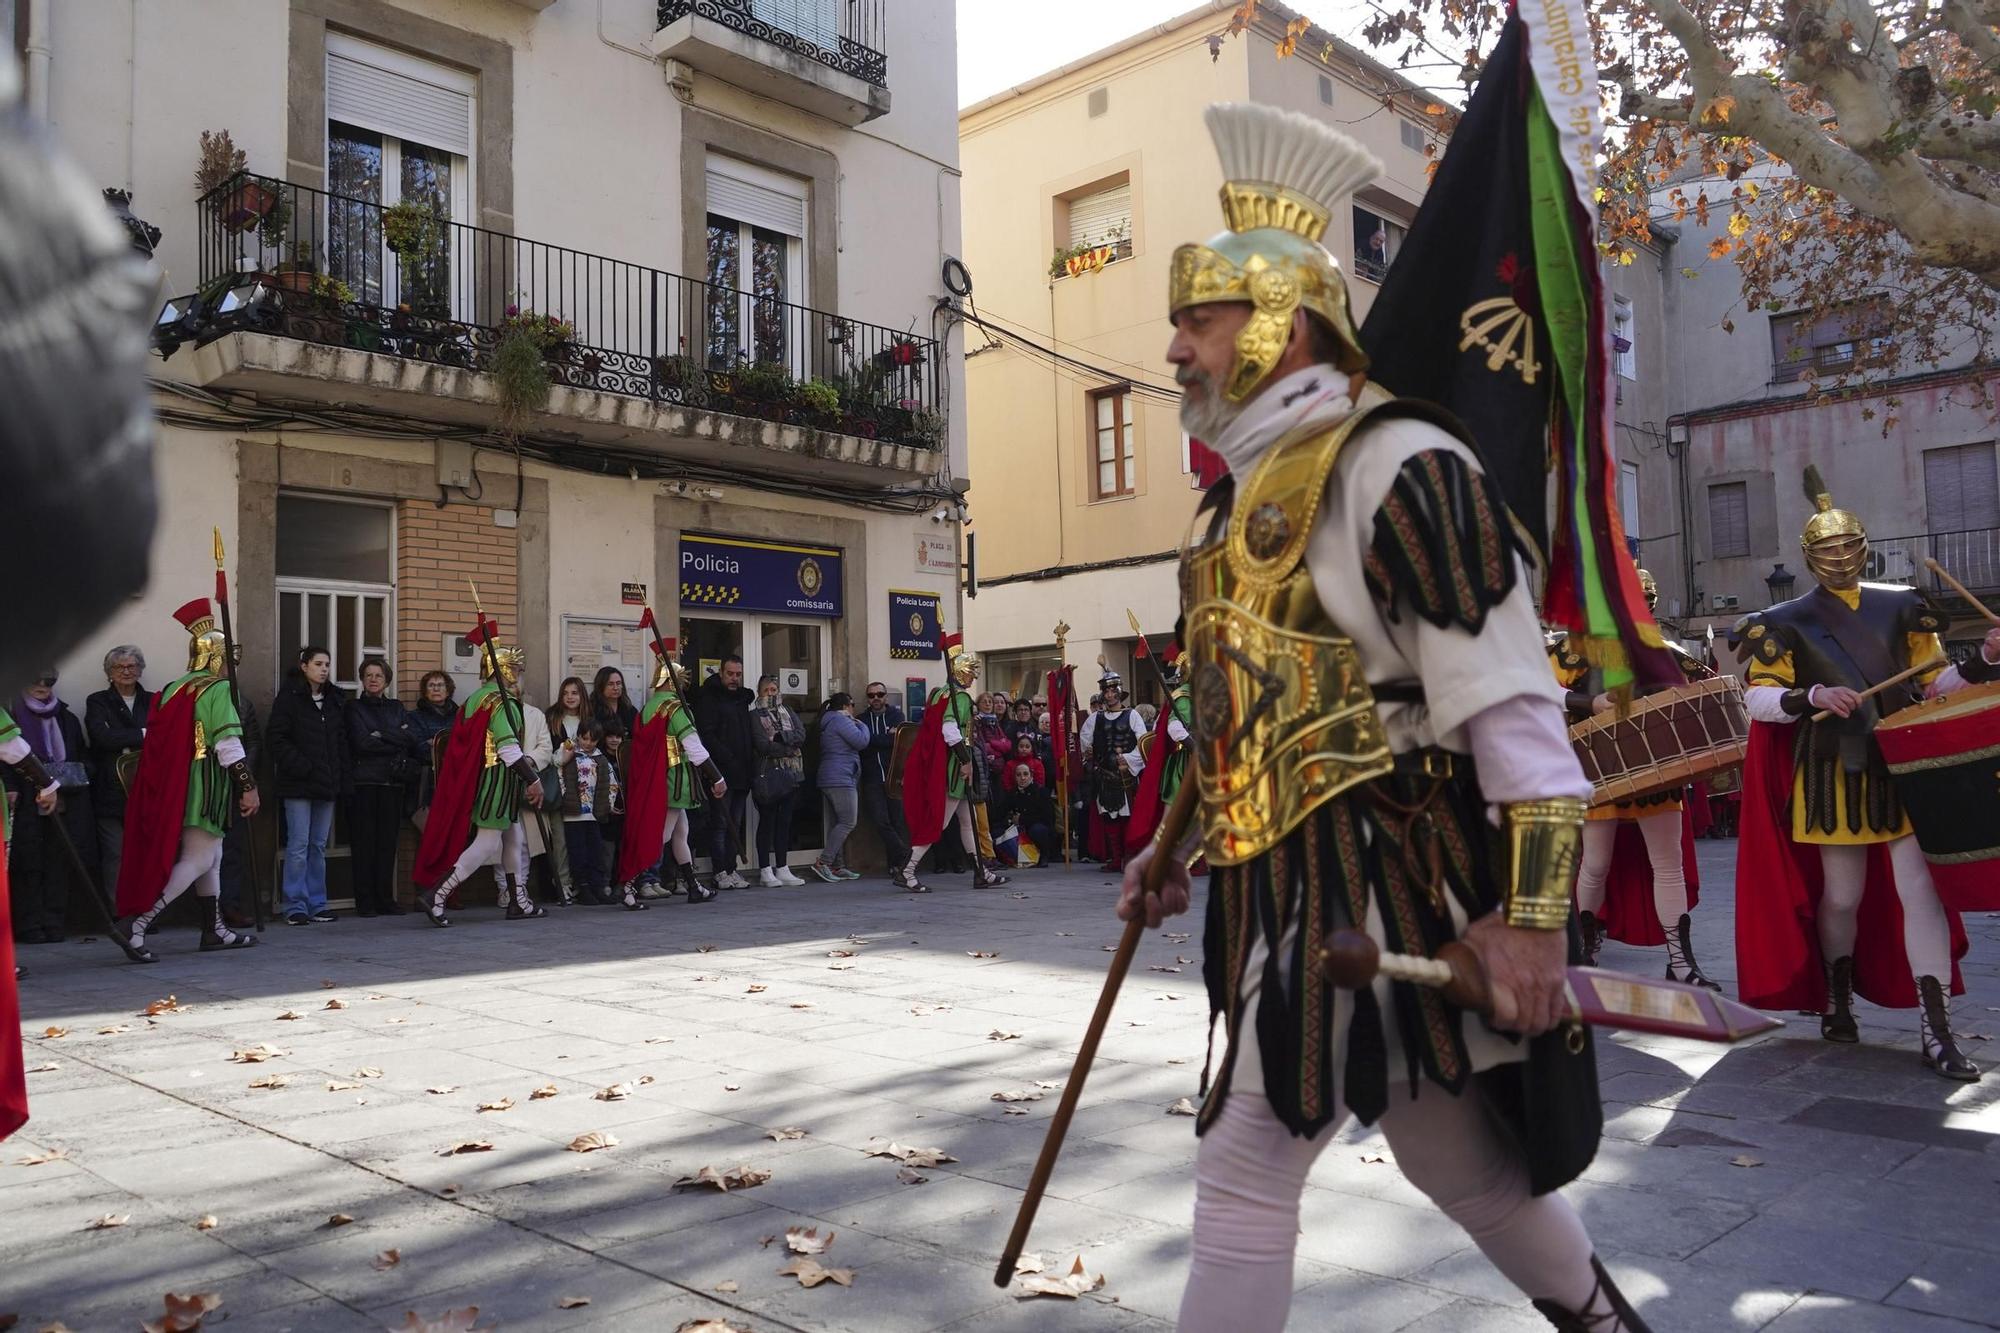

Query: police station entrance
left=678, top=532, right=844, bottom=865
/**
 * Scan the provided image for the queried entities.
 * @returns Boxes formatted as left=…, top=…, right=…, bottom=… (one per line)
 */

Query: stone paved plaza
left=7, top=844, right=2000, bottom=1331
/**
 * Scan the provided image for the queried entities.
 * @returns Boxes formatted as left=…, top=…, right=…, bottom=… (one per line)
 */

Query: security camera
left=930, top=505, right=953, bottom=524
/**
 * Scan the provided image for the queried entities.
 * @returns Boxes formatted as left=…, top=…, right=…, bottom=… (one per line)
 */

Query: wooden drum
left=1875, top=680, right=2000, bottom=908
left=1569, top=676, right=1749, bottom=808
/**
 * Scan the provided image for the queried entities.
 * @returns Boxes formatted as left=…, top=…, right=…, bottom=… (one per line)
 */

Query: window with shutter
left=1708, top=482, right=1750, bottom=558
left=1066, top=182, right=1131, bottom=250
left=705, top=156, right=809, bottom=372
left=1925, top=443, right=2000, bottom=589
left=1769, top=299, right=1892, bottom=382
left=1090, top=387, right=1135, bottom=499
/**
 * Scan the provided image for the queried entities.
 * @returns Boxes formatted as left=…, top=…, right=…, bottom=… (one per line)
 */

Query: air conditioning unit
left=1864, top=548, right=1915, bottom=584
left=1713, top=594, right=1740, bottom=611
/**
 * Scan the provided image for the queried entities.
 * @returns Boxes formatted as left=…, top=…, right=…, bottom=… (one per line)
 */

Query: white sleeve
left=1079, top=714, right=1097, bottom=750
left=1129, top=710, right=1149, bottom=738
left=1745, top=684, right=1801, bottom=725
left=682, top=728, right=712, bottom=766
left=940, top=720, right=964, bottom=746
left=1461, top=694, right=1593, bottom=805
left=214, top=737, right=247, bottom=767
left=1124, top=749, right=1144, bottom=776
left=498, top=740, right=524, bottom=766
left=1167, top=718, right=1189, bottom=743
left=0, top=736, right=28, bottom=765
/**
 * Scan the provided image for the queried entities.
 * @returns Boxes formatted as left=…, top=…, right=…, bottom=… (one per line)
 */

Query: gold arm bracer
left=1500, top=797, right=1589, bottom=931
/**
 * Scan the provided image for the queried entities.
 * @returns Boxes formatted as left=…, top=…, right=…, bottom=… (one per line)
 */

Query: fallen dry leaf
left=987, top=1030, right=1022, bottom=1042
left=677, top=1321, right=752, bottom=1333
left=1730, top=1155, right=1764, bottom=1168
left=26, top=1062, right=58, bottom=1074
left=1166, top=1058, right=1189, bottom=1066
left=1148, top=966, right=1182, bottom=974
left=1010, top=891, right=1029, bottom=899
left=320, top=979, right=338, bottom=989
left=530, top=1084, right=559, bottom=1100
left=1034, top=1080, right=1062, bottom=1090
left=1126, top=1020, right=1150, bottom=1027
left=439, top=1184, right=461, bottom=1198
left=426, top=1085, right=460, bottom=1096
left=966, top=950, right=998, bottom=959
left=1167, top=1098, right=1199, bottom=1116
left=229, top=1044, right=288, bottom=1064
left=1100, top=945, right=1118, bottom=953
left=594, top=1082, right=636, bottom=1102
left=1154, top=993, right=1183, bottom=1002
left=96, top=1025, right=132, bottom=1036
left=746, top=984, right=768, bottom=994
left=785, top=1225, right=835, bottom=1255
left=1166, top=932, right=1190, bottom=942
left=385, top=1017, right=408, bottom=1025
left=862, top=1139, right=957, bottom=1168
left=897, top=1167, right=929, bottom=1184
left=568, top=1132, right=619, bottom=1154
left=778, top=1256, right=854, bottom=1289
left=909, top=1003, right=952, bottom=1016
left=478, top=1098, right=515, bottom=1113
left=789, top=1002, right=814, bottom=1010
left=436, top=1141, right=495, bottom=1156
left=697, top=944, right=717, bottom=953
left=557, top=1296, right=591, bottom=1309
left=326, top=1213, right=355, bottom=1227
left=692, top=974, right=720, bottom=983
left=827, top=948, right=855, bottom=958
left=275, top=1010, right=304, bottom=1021
left=1055, top=931, right=1075, bottom=937
left=351, top=1067, right=383, bottom=1079
left=41, top=1027, right=67, bottom=1039
left=82, top=1213, right=129, bottom=1230
left=1003, top=1107, right=1029, bottom=1116
left=375, top=1249, right=402, bottom=1271
left=1015, top=1253, right=1049, bottom=1274
left=713, top=1279, right=739, bottom=1293
left=992, top=1088, right=1045, bottom=1103
left=722, top=1083, right=741, bottom=1092
left=143, top=996, right=183, bottom=1017
left=1176, top=955, right=1194, bottom=965
left=140, top=1290, right=223, bottom=1333
left=1360, top=1152, right=1388, bottom=1165
left=828, top=962, right=855, bottom=971
left=247, top=1074, right=290, bottom=1090
left=326, top=1081, right=360, bottom=1092
left=765, top=1127, right=808, bottom=1141
left=324, top=998, right=348, bottom=1011
left=759, top=1235, right=778, bottom=1248
left=673, top=1164, right=771, bottom=1192
left=393, top=1309, right=480, bottom=1333
left=1016, top=1254, right=1106, bottom=1300
left=194, top=1215, right=218, bottom=1231
left=15, top=1148, right=70, bottom=1166
left=643, top=1036, right=673, bottom=1045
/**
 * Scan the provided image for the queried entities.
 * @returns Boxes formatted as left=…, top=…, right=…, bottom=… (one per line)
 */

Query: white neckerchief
left=1204, top=365, right=1355, bottom=479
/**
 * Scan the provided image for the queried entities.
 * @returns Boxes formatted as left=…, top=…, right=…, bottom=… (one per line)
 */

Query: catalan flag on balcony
left=1358, top=7, right=1675, bottom=692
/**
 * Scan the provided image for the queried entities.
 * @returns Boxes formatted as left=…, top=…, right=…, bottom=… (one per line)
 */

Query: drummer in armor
left=1080, top=668, right=1147, bottom=873
left=1547, top=569, right=1720, bottom=989
left=1731, top=466, right=2000, bottom=1081
left=1116, top=102, right=1646, bottom=1331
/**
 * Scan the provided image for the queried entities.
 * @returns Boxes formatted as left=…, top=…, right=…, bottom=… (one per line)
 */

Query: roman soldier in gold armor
left=1116, top=103, right=1645, bottom=1331
left=1732, top=467, right=2000, bottom=1081
left=1548, top=568, right=1719, bottom=988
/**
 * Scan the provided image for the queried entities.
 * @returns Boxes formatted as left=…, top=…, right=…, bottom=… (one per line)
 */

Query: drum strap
left=1801, top=587, right=1904, bottom=773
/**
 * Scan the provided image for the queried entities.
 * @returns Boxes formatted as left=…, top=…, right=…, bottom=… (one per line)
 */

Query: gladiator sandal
left=618, top=880, right=649, bottom=912
left=973, top=861, right=1011, bottom=889
left=115, top=904, right=163, bottom=965
left=504, top=876, right=547, bottom=921
left=1530, top=1255, right=1653, bottom=1331
left=678, top=861, right=717, bottom=904
left=1664, top=913, right=1721, bottom=991
left=199, top=895, right=258, bottom=951
left=426, top=876, right=457, bottom=928
left=1577, top=910, right=1604, bottom=968
left=1919, top=975, right=1980, bottom=1082
left=894, top=863, right=930, bottom=894
left=1821, top=955, right=1859, bottom=1043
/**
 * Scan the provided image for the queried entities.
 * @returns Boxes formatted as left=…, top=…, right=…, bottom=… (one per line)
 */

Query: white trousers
left=1818, top=835, right=1951, bottom=982
left=904, top=797, right=977, bottom=869
left=1573, top=809, right=1687, bottom=927
left=447, top=821, right=526, bottom=887
left=630, top=808, right=694, bottom=882
left=1178, top=1063, right=1606, bottom=1331
left=133, top=828, right=225, bottom=934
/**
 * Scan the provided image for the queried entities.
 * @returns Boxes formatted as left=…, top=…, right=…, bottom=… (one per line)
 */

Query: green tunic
left=1161, top=686, right=1193, bottom=803
left=644, top=691, right=704, bottom=811
left=463, top=680, right=525, bottom=830
left=0, top=705, right=18, bottom=841
left=931, top=685, right=974, bottom=800
left=162, top=672, right=244, bottom=837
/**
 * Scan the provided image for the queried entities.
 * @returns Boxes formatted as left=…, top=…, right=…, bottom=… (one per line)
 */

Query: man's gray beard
left=1178, top=386, right=1240, bottom=447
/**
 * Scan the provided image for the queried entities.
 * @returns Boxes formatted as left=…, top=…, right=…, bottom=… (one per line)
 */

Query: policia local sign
left=679, top=533, right=843, bottom=618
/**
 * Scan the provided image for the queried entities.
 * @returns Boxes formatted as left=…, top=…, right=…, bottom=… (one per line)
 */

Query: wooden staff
left=1053, top=619, right=1070, bottom=867
left=1925, top=558, right=2000, bottom=625
left=1809, top=656, right=1948, bottom=723
left=993, top=775, right=1200, bottom=1288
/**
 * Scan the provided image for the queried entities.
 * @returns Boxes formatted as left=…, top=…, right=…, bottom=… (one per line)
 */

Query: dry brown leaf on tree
left=393, top=1308, right=480, bottom=1333
left=1167, top=1098, right=1199, bottom=1116
left=247, top=1074, right=290, bottom=1090
left=785, top=1226, right=835, bottom=1255
left=326, top=1213, right=355, bottom=1227
left=143, top=996, right=183, bottom=1017
left=530, top=1084, right=559, bottom=1100
left=568, top=1132, right=619, bottom=1154
left=765, top=1126, right=808, bottom=1141
left=673, top=1164, right=771, bottom=1192
left=991, top=1089, right=1044, bottom=1103
left=987, top=1030, right=1021, bottom=1042
left=15, top=1147, right=70, bottom=1166
left=436, top=1141, right=495, bottom=1156
left=1016, top=1255, right=1106, bottom=1300
left=140, top=1290, right=223, bottom=1333
left=778, top=1257, right=854, bottom=1289
left=375, top=1249, right=402, bottom=1271
left=82, top=1213, right=129, bottom=1230
left=557, top=1296, right=591, bottom=1308
left=194, top=1215, right=219, bottom=1231
left=230, top=1044, right=288, bottom=1064
left=323, top=998, right=348, bottom=1010
left=477, top=1098, right=514, bottom=1113
left=861, top=1139, right=957, bottom=1168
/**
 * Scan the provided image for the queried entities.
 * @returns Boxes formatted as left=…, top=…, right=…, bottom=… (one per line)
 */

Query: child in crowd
left=560, top=720, right=622, bottom=904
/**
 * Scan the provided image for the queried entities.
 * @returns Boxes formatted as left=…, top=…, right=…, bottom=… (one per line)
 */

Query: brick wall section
left=395, top=499, right=518, bottom=703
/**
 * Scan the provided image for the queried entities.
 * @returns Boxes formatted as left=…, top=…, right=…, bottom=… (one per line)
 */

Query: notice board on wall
left=561, top=616, right=653, bottom=695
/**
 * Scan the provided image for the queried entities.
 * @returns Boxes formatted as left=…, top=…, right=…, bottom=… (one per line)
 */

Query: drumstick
left=1924, top=558, right=2000, bottom=625
left=1809, top=657, right=1949, bottom=723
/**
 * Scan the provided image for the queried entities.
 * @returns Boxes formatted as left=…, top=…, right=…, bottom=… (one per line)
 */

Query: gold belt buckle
left=1419, top=750, right=1453, bottom=780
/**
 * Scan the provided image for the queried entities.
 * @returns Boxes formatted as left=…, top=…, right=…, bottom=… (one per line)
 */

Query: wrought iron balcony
left=658, top=0, right=887, bottom=89
left=1854, top=529, right=2000, bottom=597
left=162, top=174, right=941, bottom=451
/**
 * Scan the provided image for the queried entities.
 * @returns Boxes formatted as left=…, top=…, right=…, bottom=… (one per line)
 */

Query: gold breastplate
left=1180, top=406, right=1397, bottom=865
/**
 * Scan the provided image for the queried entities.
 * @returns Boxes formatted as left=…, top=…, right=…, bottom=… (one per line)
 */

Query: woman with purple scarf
left=8, top=670, right=97, bottom=944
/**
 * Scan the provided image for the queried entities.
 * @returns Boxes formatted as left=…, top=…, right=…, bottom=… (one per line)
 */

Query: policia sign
left=679, top=533, right=843, bottom=618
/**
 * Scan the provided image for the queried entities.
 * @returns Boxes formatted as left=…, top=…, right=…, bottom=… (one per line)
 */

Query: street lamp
left=1765, top=562, right=1797, bottom=606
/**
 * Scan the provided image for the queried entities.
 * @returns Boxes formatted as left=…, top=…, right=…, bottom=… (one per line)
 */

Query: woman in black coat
left=346, top=656, right=416, bottom=917
left=8, top=672, right=97, bottom=943
left=83, top=643, right=151, bottom=896
left=266, top=646, right=349, bottom=925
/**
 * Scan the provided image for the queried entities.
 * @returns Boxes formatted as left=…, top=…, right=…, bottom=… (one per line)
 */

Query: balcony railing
left=180, top=174, right=940, bottom=449
left=1858, top=529, right=2000, bottom=596
left=658, top=0, right=887, bottom=88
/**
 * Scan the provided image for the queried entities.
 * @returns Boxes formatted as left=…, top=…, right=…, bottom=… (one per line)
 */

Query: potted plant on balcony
left=797, top=377, right=841, bottom=428
left=499, top=304, right=577, bottom=365
left=382, top=199, right=445, bottom=263
left=196, top=129, right=276, bottom=233
left=273, top=238, right=317, bottom=293
left=730, top=359, right=793, bottom=421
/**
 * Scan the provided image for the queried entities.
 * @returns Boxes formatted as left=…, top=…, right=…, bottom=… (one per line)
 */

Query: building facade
left=28, top=0, right=965, bottom=889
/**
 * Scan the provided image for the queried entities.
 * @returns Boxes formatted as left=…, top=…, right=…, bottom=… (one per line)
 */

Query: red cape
left=901, top=690, right=949, bottom=847
left=1596, top=807, right=1702, bottom=946
left=114, top=682, right=200, bottom=915
left=615, top=707, right=671, bottom=885
left=1124, top=730, right=1171, bottom=855
left=1686, top=779, right=1715, bottom=837
left=413, top=695, right=495, bottom=889
left=1734, top=720, right=1965, bottom=1011
left=1, top=828, right=26, bottom=1141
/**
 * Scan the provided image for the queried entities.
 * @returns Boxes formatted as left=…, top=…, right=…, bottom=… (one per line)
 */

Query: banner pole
left=1052, top=619, right=1070, bottom=867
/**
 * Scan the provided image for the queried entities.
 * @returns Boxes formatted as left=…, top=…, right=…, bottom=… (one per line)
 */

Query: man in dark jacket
left=84, top=644, right=152, bottom=899
left=691, top=656, right=755, bottom=888
left=218, top=692, right=261, bottom=929
left=265, top=657, right=349, bottom=923
left=858, top=680, right=909, bottom=873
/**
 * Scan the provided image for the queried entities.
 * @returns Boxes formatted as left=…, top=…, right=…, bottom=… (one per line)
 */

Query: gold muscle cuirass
left=1180, top=404, right=1399, bottom=865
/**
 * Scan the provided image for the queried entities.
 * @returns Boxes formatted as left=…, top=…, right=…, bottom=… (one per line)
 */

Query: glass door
left=760, top=620, right=828, bottom=853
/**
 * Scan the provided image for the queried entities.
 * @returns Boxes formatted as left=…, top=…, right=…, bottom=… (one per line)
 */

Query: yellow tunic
left=1745, top=585, right=1946, bottom=845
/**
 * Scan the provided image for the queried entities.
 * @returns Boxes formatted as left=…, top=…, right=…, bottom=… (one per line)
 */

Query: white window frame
left=706, top=155, right=810, bottom=371
left=1352, top=204, right=1407, bottom=285
left=1619, top=461, right=1641, bottom=536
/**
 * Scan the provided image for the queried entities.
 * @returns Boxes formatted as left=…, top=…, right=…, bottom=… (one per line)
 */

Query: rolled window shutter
left=1067, top=183, right=1131, bottom=248
left=707, top=166, right=808, bottom=238
left=326, top=53, right=472, bottom=157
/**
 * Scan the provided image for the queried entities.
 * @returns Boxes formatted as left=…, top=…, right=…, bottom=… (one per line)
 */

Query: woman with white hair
left=84, top=644, right=152, bottom=896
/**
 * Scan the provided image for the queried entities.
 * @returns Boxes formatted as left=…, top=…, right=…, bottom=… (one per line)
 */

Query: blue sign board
left=679, top=533, right=843, bottom=618
left=889, top=589, right=943, bottom=660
